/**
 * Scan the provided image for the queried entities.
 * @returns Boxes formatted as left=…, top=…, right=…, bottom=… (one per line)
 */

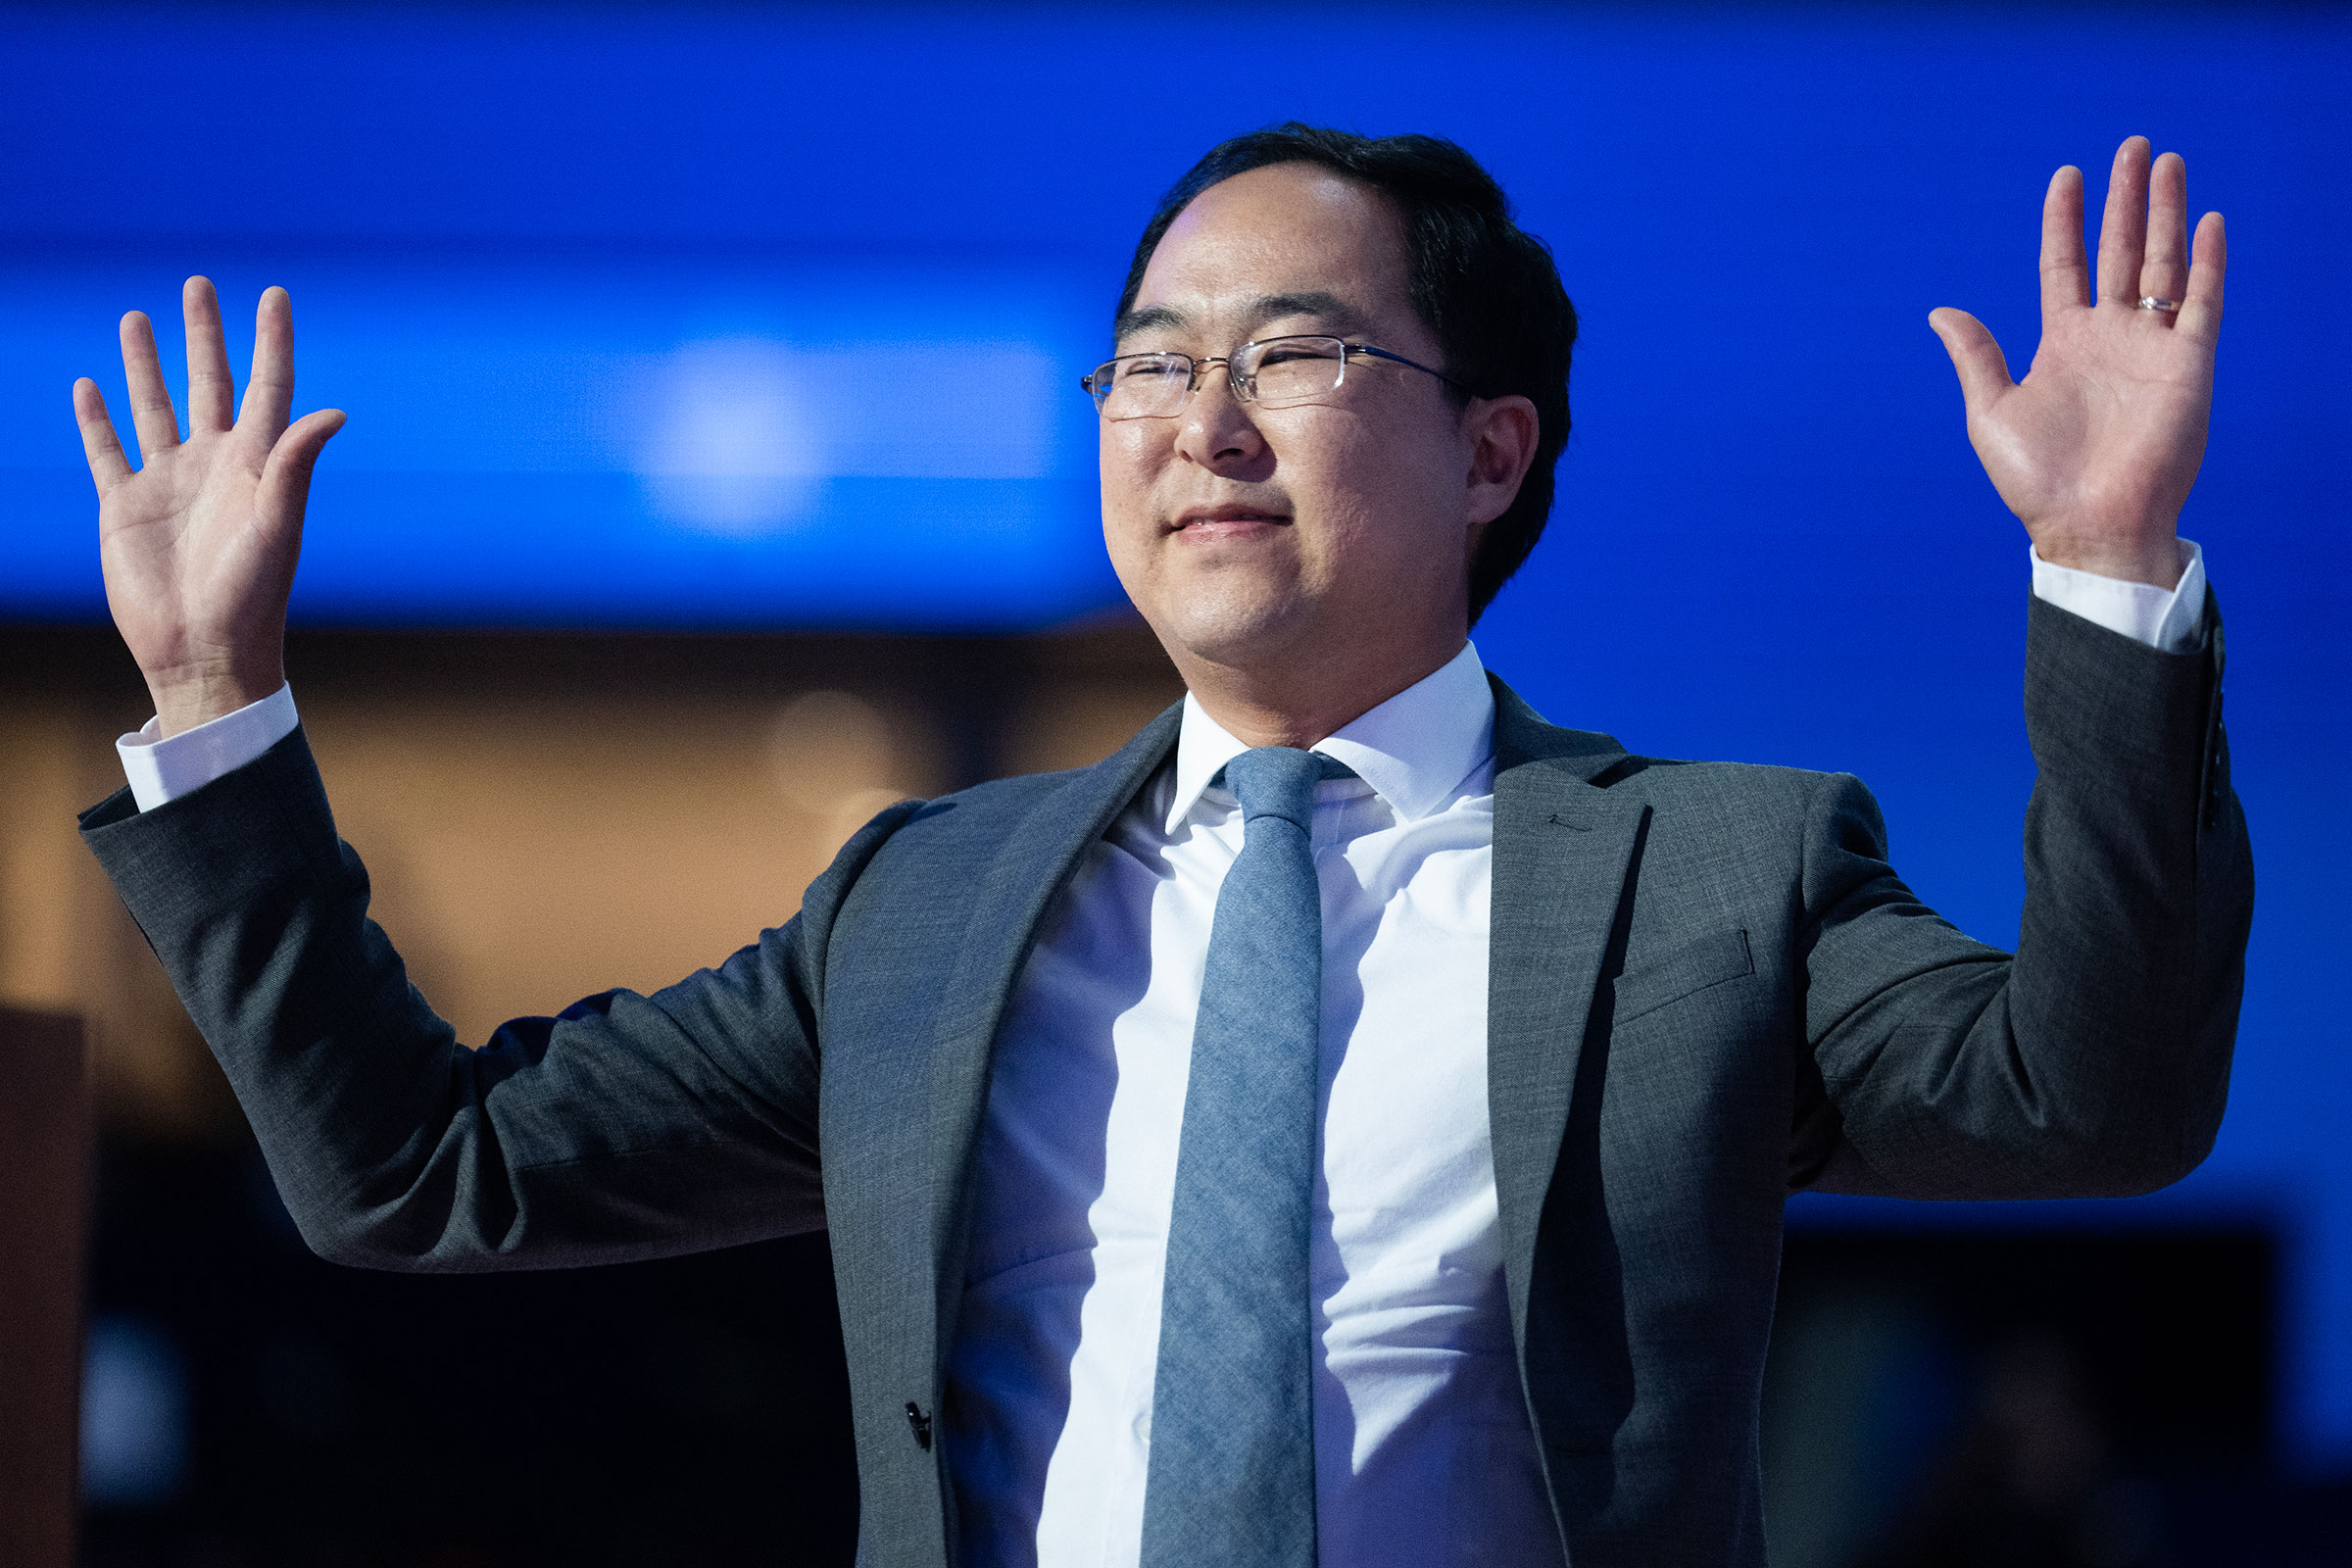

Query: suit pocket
left=1609, top=927, right=1754, bottom=1027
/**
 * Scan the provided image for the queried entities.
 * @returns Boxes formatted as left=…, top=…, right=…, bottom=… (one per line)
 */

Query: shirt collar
left=1163, top=641, right=1496, bottom=834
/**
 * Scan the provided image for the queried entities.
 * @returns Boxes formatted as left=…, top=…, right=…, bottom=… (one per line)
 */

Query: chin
left=1152, top=578, right=1318, bottom=670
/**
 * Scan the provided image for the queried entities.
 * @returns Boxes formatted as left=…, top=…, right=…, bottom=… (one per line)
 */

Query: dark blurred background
left=2, top=3, right=2345, bottom=1564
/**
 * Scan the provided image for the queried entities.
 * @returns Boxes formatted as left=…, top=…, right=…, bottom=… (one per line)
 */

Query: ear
left=1462, top=394, right=1540, bottom=536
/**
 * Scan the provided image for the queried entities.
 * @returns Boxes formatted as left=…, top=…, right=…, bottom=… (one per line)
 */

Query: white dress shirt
left=117, top=543, right=2209, bottom=1568
left=949, top=642, right=1549, bottom=1568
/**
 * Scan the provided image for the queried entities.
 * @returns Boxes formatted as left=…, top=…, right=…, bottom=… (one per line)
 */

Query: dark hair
left=1117, top=123, right=1577, bottom=622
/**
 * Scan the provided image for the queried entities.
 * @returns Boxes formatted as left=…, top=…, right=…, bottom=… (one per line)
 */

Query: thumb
left=1928, top=308, right=2012, bottom=416
left=257, top=408, right=345, bottom=540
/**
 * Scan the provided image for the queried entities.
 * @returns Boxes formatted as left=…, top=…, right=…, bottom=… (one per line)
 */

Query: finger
left=2137, top=151, right=2191, bottom=310
left=1928, top=308, right=2014, bottom=416
left=182, top=276, right=236, bottom=432
left=238, top=285, right=296, bottom=444
left=256, top=407, right=346, bottom=542
left=2177, top=211, right=2227, bottom=343
left=2039, top=165, right=2090, bottom=319
left=2094, top=136, right=2152, bottom=304
left=118, top=309, right=182, bottom=461
left=72, top=377, right=134, bottom=494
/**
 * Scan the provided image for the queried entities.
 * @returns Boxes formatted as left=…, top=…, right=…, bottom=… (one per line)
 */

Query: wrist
left=148, top=659, right=287, bottom=739
left=2027, top=529, right=2186, bottom=592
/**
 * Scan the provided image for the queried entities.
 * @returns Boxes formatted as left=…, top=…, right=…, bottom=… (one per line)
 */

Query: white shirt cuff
left=2029, top=538, right=2207, bottom=654
left=117, top=683, right=301, bottom=812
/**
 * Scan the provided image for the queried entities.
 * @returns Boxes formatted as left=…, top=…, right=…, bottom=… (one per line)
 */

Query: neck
left=1168, top=632, right=1469, bottom=751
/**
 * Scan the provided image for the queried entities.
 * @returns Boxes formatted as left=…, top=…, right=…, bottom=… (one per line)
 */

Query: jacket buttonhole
left=906, top=1401, right=933, bottom=1450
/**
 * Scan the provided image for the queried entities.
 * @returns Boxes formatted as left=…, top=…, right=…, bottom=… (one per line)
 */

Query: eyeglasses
left=1080, top=334, right=1472, bottom=420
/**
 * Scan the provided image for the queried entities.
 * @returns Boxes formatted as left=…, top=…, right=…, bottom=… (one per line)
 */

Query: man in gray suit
left=71, top=126, right=2248, bottom=1566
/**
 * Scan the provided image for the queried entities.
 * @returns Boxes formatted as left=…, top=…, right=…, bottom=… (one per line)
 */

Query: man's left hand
left=1931, top=135, right=2225, bottom=589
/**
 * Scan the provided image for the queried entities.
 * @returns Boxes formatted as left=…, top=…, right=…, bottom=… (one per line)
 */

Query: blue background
left=4, top=2, right=2345, bottom=1466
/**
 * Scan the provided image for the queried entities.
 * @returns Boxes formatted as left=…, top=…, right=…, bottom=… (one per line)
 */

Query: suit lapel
left=921, top=702, right=1185, bottom=1361
left=1486, top=678, right=1643, bottom=1344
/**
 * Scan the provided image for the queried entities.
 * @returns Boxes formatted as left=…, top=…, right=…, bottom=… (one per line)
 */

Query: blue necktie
left=1141, top=746, right=1350, bottom=1568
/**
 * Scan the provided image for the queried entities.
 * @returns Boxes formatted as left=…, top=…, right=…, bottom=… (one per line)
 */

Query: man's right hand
left=74, top=277, right=344, bottom=738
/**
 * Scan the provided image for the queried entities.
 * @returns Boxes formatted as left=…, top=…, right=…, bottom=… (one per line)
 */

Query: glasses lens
left=1240, top=337, right=1348, bottom=408
left=1095, top=354, right=1194, bottom=418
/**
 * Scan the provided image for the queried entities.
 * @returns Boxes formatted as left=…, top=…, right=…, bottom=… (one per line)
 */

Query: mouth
left=1166, top=506, right=1292, bottom=540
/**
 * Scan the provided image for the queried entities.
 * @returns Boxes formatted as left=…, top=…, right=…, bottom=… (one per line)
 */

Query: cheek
left=1100, top=422, right=1164, bottom=513
left=1295, top=416, right=1446, bottom=529
left=1099, top=425, right=1165, bottom=570
left=1287, top=415, right=1468, bottom=585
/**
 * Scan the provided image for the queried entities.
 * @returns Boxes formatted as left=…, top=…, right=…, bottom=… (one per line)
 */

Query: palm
left=74, top=279, right=343, bottom=733
left=100, top=417, right=286, bottom=668
left=1931, top=138, right=2225, bottom=588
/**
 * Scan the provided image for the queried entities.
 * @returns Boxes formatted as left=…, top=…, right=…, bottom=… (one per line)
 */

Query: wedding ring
left=2136, top=296, right=2180, bottom=312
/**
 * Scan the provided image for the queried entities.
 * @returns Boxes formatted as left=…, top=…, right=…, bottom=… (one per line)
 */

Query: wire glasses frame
left=1080, top=335, right=1473, bottom=419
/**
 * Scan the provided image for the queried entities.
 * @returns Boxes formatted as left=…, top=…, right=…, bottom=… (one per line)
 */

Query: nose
left=1172, top=358, right=1267, bottom=472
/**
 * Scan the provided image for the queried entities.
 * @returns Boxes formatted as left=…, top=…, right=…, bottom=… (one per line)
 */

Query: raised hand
left=1930, top=136, right=2225, bottom=589
left=74, top=278, right=345, bottom=737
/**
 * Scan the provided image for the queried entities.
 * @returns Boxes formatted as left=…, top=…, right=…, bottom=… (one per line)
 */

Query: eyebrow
left=1112, top=303, right=1186, bottom=341
left=1111, top=290, right=1374, bottom=346
left=1246, top=291, right=1371, bottom=335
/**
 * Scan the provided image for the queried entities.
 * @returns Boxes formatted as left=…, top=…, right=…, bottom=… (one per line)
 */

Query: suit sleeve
left=1791, top=590, right=2252, bottom=1200
left=79, top=725, right=918, bottom=1271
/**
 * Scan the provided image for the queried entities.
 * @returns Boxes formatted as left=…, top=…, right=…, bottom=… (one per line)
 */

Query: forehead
left=1124, top=163, right=1414, bottom=340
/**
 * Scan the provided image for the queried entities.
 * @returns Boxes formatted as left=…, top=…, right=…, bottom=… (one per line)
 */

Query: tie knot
left=1217, top=747, right=1354, bottom=830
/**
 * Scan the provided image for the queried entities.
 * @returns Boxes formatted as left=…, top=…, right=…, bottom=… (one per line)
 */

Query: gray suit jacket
left=81, top=595, right=2250, bottom=1566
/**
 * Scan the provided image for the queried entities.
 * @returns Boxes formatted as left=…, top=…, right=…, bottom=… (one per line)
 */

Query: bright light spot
left=637, top=338, right=826, bottom=535
left=631, top=334, right=1063, bottom=535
